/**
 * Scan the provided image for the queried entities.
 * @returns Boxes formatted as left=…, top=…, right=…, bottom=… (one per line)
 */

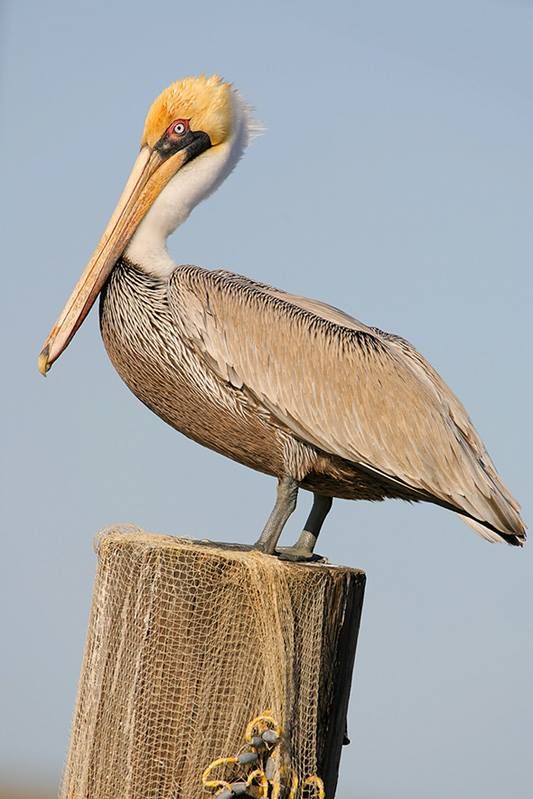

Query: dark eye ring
left=174, top=122, right=186, bottom=135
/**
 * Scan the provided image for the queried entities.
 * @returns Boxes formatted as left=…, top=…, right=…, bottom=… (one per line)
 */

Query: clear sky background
left=1, top=1, right=532, bottom=797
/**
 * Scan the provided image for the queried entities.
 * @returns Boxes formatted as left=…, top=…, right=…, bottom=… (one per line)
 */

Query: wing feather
left=169, top=267, right=525, bottom=539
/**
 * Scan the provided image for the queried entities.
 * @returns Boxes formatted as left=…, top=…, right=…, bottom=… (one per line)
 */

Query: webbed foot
left=275, top=546, right=327, bottom=563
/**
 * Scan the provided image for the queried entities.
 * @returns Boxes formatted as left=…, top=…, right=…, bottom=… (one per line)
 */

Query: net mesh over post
left=61, top=527, right=365, bottom=799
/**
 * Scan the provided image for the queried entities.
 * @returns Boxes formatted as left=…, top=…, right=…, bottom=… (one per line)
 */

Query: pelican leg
left=277, top=494, right=333, bottom=561
left=254, top=476, right=299, bottom=555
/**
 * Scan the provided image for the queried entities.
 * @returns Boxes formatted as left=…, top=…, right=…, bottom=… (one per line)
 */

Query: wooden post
left=61, top=527, right=365, bottom=798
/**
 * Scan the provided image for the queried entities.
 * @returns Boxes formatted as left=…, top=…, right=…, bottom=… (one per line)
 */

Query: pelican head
left=39, top=75, right=253, bottom=375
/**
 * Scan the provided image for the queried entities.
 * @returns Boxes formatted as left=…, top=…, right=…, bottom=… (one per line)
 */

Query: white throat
left=125, top=91, right=255, bottom=277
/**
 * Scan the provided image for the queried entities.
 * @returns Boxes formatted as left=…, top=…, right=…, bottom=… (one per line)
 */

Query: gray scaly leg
left=277, top=494, right=333, bottom=561
left=254, top=476, right=299, bottom=555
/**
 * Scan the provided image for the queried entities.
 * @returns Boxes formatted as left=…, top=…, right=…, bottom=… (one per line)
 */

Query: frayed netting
left=61, top=527, right=364, bottom=799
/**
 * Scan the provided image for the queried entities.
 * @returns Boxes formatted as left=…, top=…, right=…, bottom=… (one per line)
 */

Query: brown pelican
left=39, top=75, right=525, bottom=557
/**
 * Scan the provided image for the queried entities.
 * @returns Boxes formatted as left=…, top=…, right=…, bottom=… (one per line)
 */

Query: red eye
left=168, top=119, right=190, bottom=136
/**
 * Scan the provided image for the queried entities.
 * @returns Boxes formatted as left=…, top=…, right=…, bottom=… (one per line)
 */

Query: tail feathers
left=455, top=464, right=526, bottom=547
left=459, top=514, right=526, bottom=547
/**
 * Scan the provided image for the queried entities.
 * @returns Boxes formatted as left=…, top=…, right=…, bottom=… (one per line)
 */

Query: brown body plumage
left=100, top=259, right=525, bottom=547
left=101, top=261, right=399, bottom=502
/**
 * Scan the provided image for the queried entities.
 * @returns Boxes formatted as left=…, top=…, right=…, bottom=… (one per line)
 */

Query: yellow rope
left=246, top=768, right=269, bottom=798
left=201, top=756, right=238, bottom=793
left=287, top=772, right=299, bottom=799
left=302, top=774, right=326, bottom=799
left=245, top=711, right=282, bottom=742
left=200, top=715, right=326, bottom=798
left=271, top=779, right=281, bottom=799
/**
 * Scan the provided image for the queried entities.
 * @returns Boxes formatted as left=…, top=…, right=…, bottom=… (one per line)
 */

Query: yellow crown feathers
left=142, top=75, right=233, bottom=148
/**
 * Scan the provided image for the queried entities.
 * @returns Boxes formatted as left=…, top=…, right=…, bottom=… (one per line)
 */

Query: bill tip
left=38, top=347, right=51, bottom=376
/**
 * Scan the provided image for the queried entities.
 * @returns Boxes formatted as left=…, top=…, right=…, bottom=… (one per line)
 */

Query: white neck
left=125, top=91, right=255, bottom=277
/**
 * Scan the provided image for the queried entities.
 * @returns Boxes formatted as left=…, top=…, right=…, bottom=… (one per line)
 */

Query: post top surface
left=94, top=525, right=366, bottom=578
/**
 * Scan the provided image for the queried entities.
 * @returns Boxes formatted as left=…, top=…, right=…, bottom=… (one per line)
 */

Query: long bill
left=38, top=145, right=187, bottom=375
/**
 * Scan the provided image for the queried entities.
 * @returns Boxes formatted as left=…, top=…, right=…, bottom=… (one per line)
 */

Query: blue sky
left=1, top=1, right=532, bottom=796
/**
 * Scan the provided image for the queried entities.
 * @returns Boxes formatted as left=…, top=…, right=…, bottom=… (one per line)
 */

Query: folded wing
left=169, top=267, right=525, bottom=542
